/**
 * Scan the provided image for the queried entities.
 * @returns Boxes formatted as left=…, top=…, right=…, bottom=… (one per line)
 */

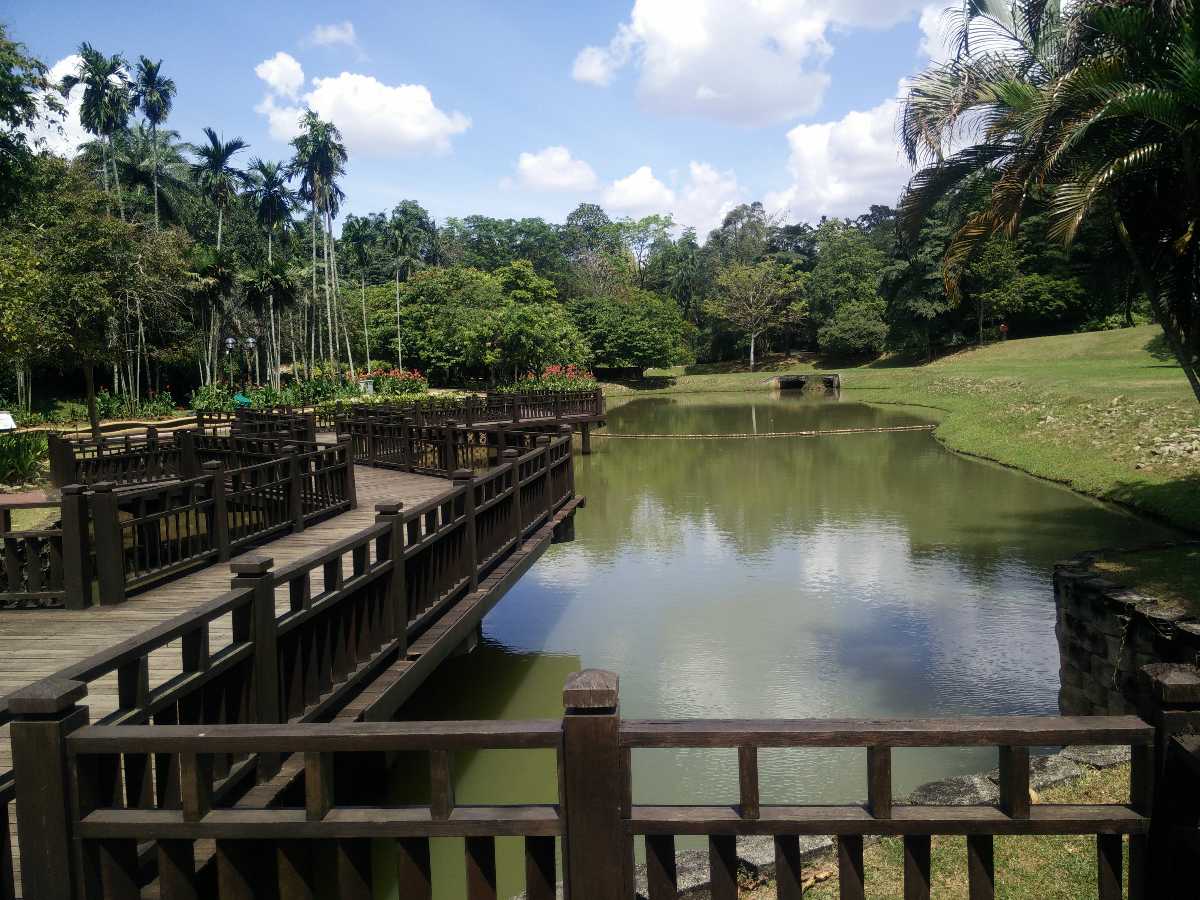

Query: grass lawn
left=743, top=763, right=1132, bottom=899
left=1093, top=544, right=1200, bottom=615
left=602, top=326, right=1200, bottom=534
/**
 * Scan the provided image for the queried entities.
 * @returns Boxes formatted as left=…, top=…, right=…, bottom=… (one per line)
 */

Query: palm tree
left=246, top=158, right=299, bottom=386
left=289, top=111, right=348, bottom=372
left=190, top=127, right=247, bottom=251
left=386, top=201, right=431, bottom=369
left=898, top=0, right=1200, bottom=403
left=131, top=56, right=176, bottom=230
left=61, top=43, right=132, bottom=218
left=341, top=215, right=374, bottom=368
left=106, top=125, right=192, bottom=223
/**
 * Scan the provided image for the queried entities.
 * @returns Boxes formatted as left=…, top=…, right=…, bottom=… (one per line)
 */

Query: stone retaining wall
left=1054, top=546, right=1200, bottom=715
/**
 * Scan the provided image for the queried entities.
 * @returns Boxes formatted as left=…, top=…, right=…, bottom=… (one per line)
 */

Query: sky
left=8, top=0, right=958, bottom=236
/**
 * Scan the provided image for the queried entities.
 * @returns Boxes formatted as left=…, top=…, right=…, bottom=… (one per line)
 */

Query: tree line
left=3, top=0, right=1198, bottom=436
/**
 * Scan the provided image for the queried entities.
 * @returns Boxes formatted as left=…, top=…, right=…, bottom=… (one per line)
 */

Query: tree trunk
left=83, top=363, right=100, bottom=440
left=361, top=274, right=370, bottom=367
left=749, top=332, right=757, bottom=371
left=395, top=268, right=403, bottom=368
left=108, top=134, right=125, bottom=221
left=216, top=207, right=223, bottom=252
left=151, top=122, right=160, bottom=231
left=1112, top=210, right=1200, bottom=404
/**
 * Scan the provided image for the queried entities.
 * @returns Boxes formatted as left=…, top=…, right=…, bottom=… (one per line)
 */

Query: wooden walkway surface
left=0, top=463, right=451, bottom=892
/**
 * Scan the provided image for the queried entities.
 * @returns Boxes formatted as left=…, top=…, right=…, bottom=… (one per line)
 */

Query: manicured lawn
left=745, top=763, right=1132, bottom=899
left=603, top=326, right=1200, bottom=534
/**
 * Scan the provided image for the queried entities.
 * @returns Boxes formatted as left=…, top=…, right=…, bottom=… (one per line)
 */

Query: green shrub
left=499, top=364, right=596, bottom=392
left=368, top=368, right=428, bottom=397
left=0, top=432, right=47, bottom=484
left=189, top=382, right=235, bottom=412
left=818, top=302, right=888, bottom=356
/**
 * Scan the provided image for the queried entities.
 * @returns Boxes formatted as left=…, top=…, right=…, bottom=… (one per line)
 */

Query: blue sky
left=9, top=0, right=951, bottom=234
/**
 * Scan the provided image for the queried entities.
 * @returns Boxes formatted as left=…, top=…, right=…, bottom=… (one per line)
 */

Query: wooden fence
left=5, top=663, right=1198, bottom=900
left=2, top=442, right=355, bottom=611
left=0, top=502, right=67, bottom=611
left=0, top=433, right=579, bottom=899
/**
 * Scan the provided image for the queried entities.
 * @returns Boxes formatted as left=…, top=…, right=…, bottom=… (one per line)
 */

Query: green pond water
left=380, top=392, right=1173, bottom=896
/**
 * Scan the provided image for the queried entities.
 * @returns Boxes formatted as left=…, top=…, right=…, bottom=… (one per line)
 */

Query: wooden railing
left=1, top=433, right=582, bottom=899
left=0, top=502, right=67, bottom=611
left=339, top=386, right=605, bottom=428
left=87, top=443, right=355, bottom=605
left=338, top=418, right=547, bottom=476
left=7, top=665, right=1198, bottom=900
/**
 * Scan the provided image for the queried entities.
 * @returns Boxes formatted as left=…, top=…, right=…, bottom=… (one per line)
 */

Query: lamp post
left=223, top=336, right=236, bottom=384
left=244, top=336, right=258, bottom=386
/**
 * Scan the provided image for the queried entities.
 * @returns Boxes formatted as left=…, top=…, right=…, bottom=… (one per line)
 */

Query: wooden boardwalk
left=0, top=463, right=450, bottom=894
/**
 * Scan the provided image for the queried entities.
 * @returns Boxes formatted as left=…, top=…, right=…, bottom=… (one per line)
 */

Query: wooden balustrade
left=0, top=501, right=67, bottom=610
left=5, top=664, right=1197, bottom=900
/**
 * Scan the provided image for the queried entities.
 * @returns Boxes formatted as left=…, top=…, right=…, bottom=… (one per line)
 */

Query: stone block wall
left=1054, top=550, right=1200, bottom=715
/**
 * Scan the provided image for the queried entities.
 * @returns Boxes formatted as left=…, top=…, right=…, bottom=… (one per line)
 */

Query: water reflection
left=388, top=393, right=1174, bottom=894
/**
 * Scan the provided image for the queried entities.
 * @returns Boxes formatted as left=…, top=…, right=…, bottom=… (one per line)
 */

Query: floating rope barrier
left=591, top=424, right=938, bottom=440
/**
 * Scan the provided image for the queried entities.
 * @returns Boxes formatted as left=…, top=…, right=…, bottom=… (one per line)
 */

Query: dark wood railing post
left=340, top=437, right=358, bottom=510
left=283, top=446, right=304, bottom=534
left=232, top=554, right=281, bottom=780
left=561, top=670, right=631, bottom=900
left=442, top=420, right=458, bottom=474
left=89, top=482, right=127, bottom=606
left=553, top=393, right=563, bottom=422
left=47, top=433, right=77, bottom=488
left=10, top=678, right=89, bottom=900
left=375, top=503, right=408, bottom=653
left=203, top=460, right=231, bottom=562
left=366, top=415, right=378, bottom=466
left=1138, top=663, right=1200, bottom=898
left=452, top=469, right=479, bottom=591
left=402, top=417, right=415, bottom=471
left=559, top=425, right=576, bottom=499
left=146, top=426, right=160, bottom=480
left=178, top=428, right=199, bottom=478
left=59, top=484, right=92, bottom=610
left=503, top=449, right=522, bottom=541
left=536, top=435, right=552, bottom=521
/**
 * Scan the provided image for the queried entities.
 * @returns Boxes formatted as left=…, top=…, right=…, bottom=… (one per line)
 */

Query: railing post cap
left=92, top=481, right=116, bottom=492
left=202, top=460, right=222, bottom=470
left=536, top=435, right=552, bottom=445
left=451, top=468, right=474, bottom=482
left=1140, top=663, right=1200, bottom=706
left=61, top=484, right=86, bottom=495
left=231, top=554, right=274, bottom=576
left=559, top=424, right=573, bottom=434
left=563, top=669, right=619, bottom=711
left=375, top=501, right=405, bottom=515
left=502, top=449, right=520, bottom=459
left=8, top=677, right=87, bottom=715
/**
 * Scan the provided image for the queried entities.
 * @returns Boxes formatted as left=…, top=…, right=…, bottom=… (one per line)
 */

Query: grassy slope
left=603, top=326, right=1200, bottom=533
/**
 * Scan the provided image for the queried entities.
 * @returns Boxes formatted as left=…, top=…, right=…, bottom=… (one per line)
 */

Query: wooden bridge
left=0, top=404, right=587, bottom=899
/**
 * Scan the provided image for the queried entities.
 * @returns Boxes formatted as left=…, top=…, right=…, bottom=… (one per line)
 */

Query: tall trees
left=61, top=44, right=132, bottom=219
left=245, top=158, right=297, bottom=386
left=386, top=200, right=435, bottom=368
left=289, top=111, right=348, bottom=372
left=131, top=56, right=176, bottom=230
left=0, top=24, right=60, bottom=212
left=190, top=127, right=247, bottom=381
left=898, top=0, right=1200, bottom=400
left=707, top=261, right=805, bottom=369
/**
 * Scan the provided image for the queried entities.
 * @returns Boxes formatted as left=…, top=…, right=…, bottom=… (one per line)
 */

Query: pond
left=385, top=391, right=1174, bottom=895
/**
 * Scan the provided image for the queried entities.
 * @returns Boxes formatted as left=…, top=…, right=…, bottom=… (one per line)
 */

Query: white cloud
left=253, top=52, right=470, bottom=156
left=254, top=51, right=305, bottom=100
left=919, top=4, right=955, bottom=63
left=304, top=73, right=470, bottom=156
left=765, top=85, right=913, bottom=223
left=310, top=21, right=357, bottom=48
left=25, top=55, right=90, bottom=157
left=604, top=165, right=675, bottom=214
left=601, top=161, right=744, bottom=234
left=254, top=94, right=305, bottom=142
left=509, top=146, right=598, bottom=191
left=572, top=0, right=929, bottom=125
left=673, top=161, right=743, bottom=235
